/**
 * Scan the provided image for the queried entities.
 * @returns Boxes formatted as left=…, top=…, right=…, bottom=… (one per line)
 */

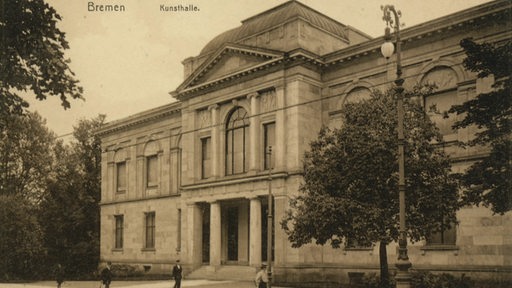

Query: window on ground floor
left=144, top=212, right=156, bottom=249
left=114, top=215, right=124, bottom=249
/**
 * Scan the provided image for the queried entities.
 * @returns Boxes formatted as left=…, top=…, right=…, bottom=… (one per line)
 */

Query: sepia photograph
left=1, top=0, right=510, bottom=287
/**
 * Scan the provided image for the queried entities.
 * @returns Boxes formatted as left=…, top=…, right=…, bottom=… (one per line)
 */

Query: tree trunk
left=379, top=240, right=389, bottom=287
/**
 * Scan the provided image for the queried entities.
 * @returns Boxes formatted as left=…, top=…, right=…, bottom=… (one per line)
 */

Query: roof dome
left=199, top=0, right=348, bottom=55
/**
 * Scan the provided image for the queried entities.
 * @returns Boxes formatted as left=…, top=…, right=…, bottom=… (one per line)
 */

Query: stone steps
left=187, top=265, right=257, bottom=281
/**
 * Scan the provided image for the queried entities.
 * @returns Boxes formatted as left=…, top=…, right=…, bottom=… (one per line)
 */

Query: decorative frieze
left=260, top=90, right=276, bottom=113
left=197, top=109, right=211, bottom=128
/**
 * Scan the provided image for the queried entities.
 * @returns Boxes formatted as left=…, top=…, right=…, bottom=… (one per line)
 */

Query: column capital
left=247, top=92, right=260, bottom=100
left=208, top=104, right=219, bottom=111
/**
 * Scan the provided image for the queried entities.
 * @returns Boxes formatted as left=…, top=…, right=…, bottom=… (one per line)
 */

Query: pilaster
left=275, top=84, right=286, bottom=172
left=209, top=104, right=220, bottom=178
left=186, top=202, right=203, bottom=268
left=248, top=92, right=260, bottom=172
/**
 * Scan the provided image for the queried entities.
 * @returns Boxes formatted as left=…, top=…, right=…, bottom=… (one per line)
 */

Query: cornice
left=173, top=43, right=285, bottom=96
left=96, top=102, right=182, bottom=137
left=172, top=57, right=286, bottom=101
left=323, top=0, right=511, bottom=67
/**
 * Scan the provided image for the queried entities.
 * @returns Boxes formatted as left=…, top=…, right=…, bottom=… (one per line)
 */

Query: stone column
left=275, top=84, right=286, bottom=171
left=248, top=92, right=260, bottom=172
left=187, top=202, right=203, bottom=269
left=106, top=161, right=114, bottom=202
left=249, top=197, right=262, bottom=267
left=209, top=104, right=220, bottom=178
left=210, top=201, right=221, bottom=267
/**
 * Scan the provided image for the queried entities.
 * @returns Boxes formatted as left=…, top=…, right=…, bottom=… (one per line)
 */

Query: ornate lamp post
left=381, top=5, right=412, bottom=288
left=267, top=145, right=273, bottom=288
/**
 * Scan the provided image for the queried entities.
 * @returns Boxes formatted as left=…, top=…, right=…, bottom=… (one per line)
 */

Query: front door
left=227, top=206, right=238, bottom=261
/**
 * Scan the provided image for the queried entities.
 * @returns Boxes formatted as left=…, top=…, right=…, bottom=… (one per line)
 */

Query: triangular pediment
left=177, top=43, right=284, bottom=92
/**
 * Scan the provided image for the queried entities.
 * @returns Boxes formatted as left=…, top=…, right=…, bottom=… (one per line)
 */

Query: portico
left=186, top=196, right=271, bottom=269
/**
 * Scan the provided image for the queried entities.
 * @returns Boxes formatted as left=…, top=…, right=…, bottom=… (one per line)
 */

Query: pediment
left=178, top=44, right=284, bottom=91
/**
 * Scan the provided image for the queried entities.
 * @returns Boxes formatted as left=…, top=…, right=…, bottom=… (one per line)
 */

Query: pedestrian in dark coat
left=172, top=260, right=183, bottom=288
left=100, top=261, right=112, bottom=288
left=54, top=264, right=64, bottom=288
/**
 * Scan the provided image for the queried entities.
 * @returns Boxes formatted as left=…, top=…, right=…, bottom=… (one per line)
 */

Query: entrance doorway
left=227, top=207, right=238, bottom=261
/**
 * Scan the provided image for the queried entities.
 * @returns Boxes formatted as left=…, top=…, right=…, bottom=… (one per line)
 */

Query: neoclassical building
left=96, top=0, right=511, bottom=285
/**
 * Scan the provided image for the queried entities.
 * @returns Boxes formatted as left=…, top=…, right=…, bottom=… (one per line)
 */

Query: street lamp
left=381, top=5, right=412, bottom=288
left=267, top=145, right=273, bottom=288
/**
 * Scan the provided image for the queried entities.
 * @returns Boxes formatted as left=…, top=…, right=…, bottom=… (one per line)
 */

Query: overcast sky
left=30, top=0, right=492, bottom=138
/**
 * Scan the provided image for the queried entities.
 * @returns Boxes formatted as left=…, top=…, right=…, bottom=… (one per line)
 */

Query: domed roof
left=200, top=0, right=348, bottom=55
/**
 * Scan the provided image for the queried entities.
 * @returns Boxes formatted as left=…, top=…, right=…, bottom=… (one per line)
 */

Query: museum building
left=96, top=0, right=511, bottom=285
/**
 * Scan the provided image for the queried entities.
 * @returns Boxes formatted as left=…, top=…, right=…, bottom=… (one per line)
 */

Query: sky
left=29, top=0, right=493, bottom=138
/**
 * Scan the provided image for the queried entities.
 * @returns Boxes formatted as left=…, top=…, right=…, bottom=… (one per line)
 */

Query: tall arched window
left=421, top=66, right=458, bottom=137
left=225, top=107, right=249, bottom=175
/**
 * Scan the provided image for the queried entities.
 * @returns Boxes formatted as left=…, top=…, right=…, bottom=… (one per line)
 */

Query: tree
left=0, top=0, right=83, bottom=117
left=0, top=194, right=46, bottom=280
left=281, top=86, right=460, bottom=286
left=449, top=38, right=511, bottom=214
left=0, top=111, right=56, bottom=201
left=40, top=115, right=105, bottom=277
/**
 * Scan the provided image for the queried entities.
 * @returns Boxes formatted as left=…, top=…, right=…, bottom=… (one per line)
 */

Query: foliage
left=411, top=271, right=473, bottom=288
left=0, top=195, right=46, bottom=280
left=360, top=271, right=474, bottom=288
left=281, top=86, right=461, bottom=282
left=0, top=111, right=56, bottom=201
left=39, top=115, right=105, bottom=277
left=0, top=0, right=83, bottom=117
left=110, top=264, right=145, bottom=278
left=449, top=39, right=511, bottom=214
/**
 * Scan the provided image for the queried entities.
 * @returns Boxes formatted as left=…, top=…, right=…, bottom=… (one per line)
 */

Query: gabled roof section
left=199, top=0, right=350, bottom=55
left=173, top=43, right=285, bottom=96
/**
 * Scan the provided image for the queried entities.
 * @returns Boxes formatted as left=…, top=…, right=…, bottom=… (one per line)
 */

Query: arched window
left=344, top=87, right=371, bottom=105
left=225, top=107, right=249, bottom=175
left=422, top=67, right=458, bottom=137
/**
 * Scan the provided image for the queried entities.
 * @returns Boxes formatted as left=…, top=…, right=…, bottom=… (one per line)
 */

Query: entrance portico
left=186, top=197, right=269, bottom=270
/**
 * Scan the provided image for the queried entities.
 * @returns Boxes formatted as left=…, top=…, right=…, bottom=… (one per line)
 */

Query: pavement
left=0, top=280, right=294, bottom=288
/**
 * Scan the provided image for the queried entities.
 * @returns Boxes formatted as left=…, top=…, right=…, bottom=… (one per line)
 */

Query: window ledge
left=344, top=247, right=373, bottom=251
left=421, top=245, right=458, bottom=251
left=112, top=248, right=123, bottom=252
left=141, top=248, right=156, bottom=252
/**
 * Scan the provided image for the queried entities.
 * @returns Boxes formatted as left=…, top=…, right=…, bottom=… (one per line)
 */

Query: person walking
left=172, top=260, right=183, bottom=288
left=100, top=261, right=112, bottom=288
left=54, top=263, right=64, bottom=288
left=255, top=264, right=268, bottom=288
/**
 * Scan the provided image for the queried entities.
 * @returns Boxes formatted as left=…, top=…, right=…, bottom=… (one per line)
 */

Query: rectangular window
left=201, top=137, right=211, bottom=179
left=114, top=215, right=124, bottom=249
left=145, top=212, right=156, bottom=249
left=264, top=122, right=275, bottom=170
left=146, top=155, right=158, bottom=187
left=427, top=223, right=456, bottom=246
left=116, top=162, right=126, bottom=192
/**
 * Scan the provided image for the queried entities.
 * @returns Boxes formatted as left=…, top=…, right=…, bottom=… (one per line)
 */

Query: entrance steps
left=186, top=265, right=257, bottom=281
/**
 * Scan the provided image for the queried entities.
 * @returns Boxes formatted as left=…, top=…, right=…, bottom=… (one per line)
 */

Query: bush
left=0, top=195, right=46, bottom=281
left=110, top=264, right=145, bottom=278
left=361, top=273, right=395, bottom=288
left=411, top=271, right=473, bottom=288
left=360, top=271, right=474, bottom=288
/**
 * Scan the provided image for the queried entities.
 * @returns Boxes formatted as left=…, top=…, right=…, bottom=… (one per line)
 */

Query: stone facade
left=96, top=0, right=511, bottom=285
